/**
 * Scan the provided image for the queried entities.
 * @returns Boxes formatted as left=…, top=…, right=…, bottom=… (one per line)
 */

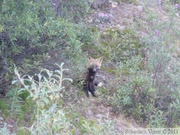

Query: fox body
left=83, top=56, right=103, bottom=97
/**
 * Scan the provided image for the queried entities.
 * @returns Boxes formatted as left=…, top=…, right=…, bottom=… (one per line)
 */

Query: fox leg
left=93, top=80, right=99, bottom=86
left=86, top=89, right=89, bottom=97
left=83, top=82, right=89, bottom=97
left=89, top=82, right=96, bottom=97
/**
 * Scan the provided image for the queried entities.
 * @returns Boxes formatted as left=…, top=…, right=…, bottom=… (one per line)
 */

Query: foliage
left=0, top=0, right=93, bottom=94
left=148, top=110, right=166, bottom=128
left=0, top=0, right=179, bottom=133
left=0, top=123, right=14, bottom=135
left=89, top=28, right=144, bottom=67
left=0, top=99, right=8, bottom=117
left=9, top=63, right=72, bottom=134
left=110, top=55, right=154, bottom=120
left=115, top=0, right=138, bottom=4
left=51, top=0, right=89, bottom=22
left=141, top=1, right=180, bottom=127
left=103, top=1, right=180, bottom=127
left=79, top=115, right=116, bottom=135
left=106, top=44, right=179, bottom=127
left=67, top=109, right=116, bottom=135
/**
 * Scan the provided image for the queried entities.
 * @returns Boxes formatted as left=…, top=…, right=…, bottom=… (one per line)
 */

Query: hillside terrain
left=0, top=0, right=179, bottom=134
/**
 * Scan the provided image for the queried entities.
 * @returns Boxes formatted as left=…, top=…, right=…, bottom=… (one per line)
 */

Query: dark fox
left=83, top=56, right=103, bottom=97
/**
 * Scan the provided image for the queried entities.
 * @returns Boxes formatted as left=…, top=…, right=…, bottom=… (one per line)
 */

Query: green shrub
left=0, top=123, right=14, bottom=135
left=109, top=55, right=155, bottom=121
left=107, top=45, right=179, bottom=127
left=93, top=28, right=144, bottom=65
left=148, top=110, right=166, bottom=128
left=141, top=2, right=179, bottom=127
left=0, top=0, right=93, bottom=94
left=11, top=63, right=73, bottom=134
left=11, top=62, right=118, bottom=134
left=51, top=0, right=89, bottom=22
left=108, top=1, right=180, bottom=127
left=0, top=99, right=8, bottom=117
left=77, top=115, right=116, bottom=135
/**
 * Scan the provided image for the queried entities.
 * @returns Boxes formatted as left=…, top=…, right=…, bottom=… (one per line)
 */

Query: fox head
left=88, top=56, right=103, bottom=72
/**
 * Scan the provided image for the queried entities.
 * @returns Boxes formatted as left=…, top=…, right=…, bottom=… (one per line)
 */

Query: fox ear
left=88, top=56, right=94, bottom=62
left=98, top=56, right=103, bottom=63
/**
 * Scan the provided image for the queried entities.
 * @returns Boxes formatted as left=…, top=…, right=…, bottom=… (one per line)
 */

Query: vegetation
left=0, top=0, right=179, bottom=134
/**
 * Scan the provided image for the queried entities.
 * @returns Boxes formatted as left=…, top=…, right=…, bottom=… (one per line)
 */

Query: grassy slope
left=0, top=0, right=179, bottom=134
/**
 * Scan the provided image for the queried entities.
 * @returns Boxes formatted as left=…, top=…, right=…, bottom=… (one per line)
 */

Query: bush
left=91, top=28, right=145, bottom=65
left=0, top=0, right=93, bottom=94
left=9, top=63, right=73, bottom=134
left=0, top=62, right=118, bottom=134
left=110, top=55, right=155, bottom=121
left=106, top=45, right=179, bottom=127
left=141, top=2, right=180, bottom=127
left=106, top=1, right=180, bottom=127
left=51, top=0, right=89, bottom=22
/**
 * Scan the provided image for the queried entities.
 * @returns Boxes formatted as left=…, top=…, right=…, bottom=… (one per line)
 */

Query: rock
left=111, top=1, right=118, bottom=8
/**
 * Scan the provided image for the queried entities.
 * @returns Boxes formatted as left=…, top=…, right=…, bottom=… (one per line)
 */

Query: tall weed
left=11, top=63, right=73, bottom=134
